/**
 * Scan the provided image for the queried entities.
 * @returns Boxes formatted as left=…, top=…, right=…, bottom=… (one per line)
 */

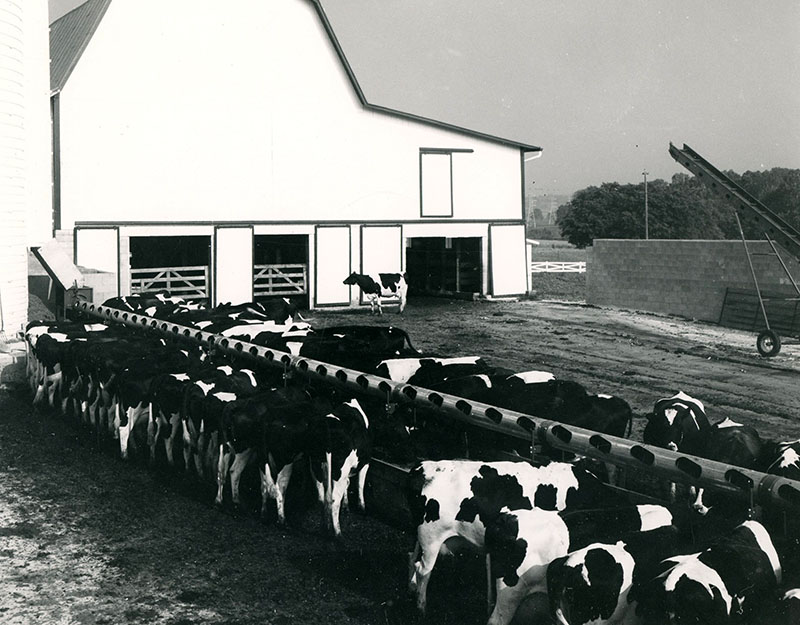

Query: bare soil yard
left=1, top=296, right=798, bottom=624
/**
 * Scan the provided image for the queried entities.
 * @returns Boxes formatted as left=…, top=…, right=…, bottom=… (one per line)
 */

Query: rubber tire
left=756, top=329, right=781, bottom=357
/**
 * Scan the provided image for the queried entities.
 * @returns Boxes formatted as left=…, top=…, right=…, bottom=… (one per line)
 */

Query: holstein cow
left=184, top=366, right=265, bottom=480
left=306, top=397, right=372, bottom=538
left=374, top=356, right=491, bottom=384
left=214, top=385, right=316, bottom=516
left=643, top=391, right=711, bottom=502
left=775, top=589, right=800, bottom=625
left=760, top=438, right=800, bottom=480
left=405, top=459, right=623, bottom=615
left=688, top=418, right=763, bottom=516
left=343, top=271, right=408, bottom=314
left=295, top=325, right=421, bottom=372
left=485, top=505, right=675, bottom=625
left=643, top=391, right=710, bottom=456
left=546, top=525, right=682, bottom=625
left=257, top=392, right=331, bottom=525
left=637, top=520, right=782, bottom=624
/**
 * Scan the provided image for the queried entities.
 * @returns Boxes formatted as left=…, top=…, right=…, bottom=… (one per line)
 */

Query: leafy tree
left=555, top=167, right=800, bottom=247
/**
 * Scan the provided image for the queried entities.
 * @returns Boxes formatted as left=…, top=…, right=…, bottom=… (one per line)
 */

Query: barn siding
left=587, top=239, right=800, bottom=323
left=56, top=0, right=525, bottom=229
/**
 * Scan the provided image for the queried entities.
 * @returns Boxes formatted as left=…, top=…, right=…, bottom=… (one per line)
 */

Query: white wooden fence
left=530, top=261, right=586, bottom=273
left=253, top=263, right=307, bottom=297
left=131, top=265, right=209, bottom=301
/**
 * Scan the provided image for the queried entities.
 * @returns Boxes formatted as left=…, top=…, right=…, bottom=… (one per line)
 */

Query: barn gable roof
left=49, top=0, right=541, bottom=153
left=309, top=1, right=541, bottom=153
left=50, top=0, right=112, bottom=94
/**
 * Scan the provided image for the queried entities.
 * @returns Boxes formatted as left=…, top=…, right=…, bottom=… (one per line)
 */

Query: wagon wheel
left=756, top=329, right=781, bottom=357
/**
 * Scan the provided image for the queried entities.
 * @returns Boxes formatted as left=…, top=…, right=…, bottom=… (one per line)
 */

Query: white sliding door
left=214, top=226, right=253, bottom=305
left=489, top=224, right=528, bottom=296
left=315, top=226, right=351, bottom=306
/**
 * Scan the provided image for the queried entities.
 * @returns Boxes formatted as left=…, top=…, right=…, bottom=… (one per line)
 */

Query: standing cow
left=307, top=397, right=372, bottom=538
left=636, top=520, right=782, bottom=624
left=405, top=459, right=622, bottom=615
left=343, top=272, right=408, bottom=314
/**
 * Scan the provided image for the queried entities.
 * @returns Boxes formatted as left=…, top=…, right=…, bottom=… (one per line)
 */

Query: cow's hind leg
left=215, top=443, right=232, bottom=506
left=229, top=448, right=255, bottom=508
left=410, top=525, right=452, bottom=615
left=355, top=462, right=369, bottom=512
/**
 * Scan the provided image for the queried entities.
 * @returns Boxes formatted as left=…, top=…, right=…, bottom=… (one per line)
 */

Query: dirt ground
left=1, top=296, right=799, bottom=624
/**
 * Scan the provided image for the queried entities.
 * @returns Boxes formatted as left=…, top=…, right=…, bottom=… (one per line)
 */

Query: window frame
left=419, top=148, right=473, bottom=218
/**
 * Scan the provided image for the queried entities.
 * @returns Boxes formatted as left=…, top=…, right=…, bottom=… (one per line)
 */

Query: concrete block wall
left=82, top=270, right=117, bottom=306
left=587, top=240, right=800, bottom=322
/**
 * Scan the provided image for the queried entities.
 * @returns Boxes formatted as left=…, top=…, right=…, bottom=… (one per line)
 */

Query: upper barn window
left=419, top=148, right=473, bottom=218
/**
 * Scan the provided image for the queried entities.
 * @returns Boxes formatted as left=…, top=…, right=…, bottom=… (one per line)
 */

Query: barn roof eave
left=310, top=0, right=542, bottom=153
left=50, top=0, right=113, bottom=93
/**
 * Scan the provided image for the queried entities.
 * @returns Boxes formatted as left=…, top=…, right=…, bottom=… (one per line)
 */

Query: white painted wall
left=24, top=0, right=52, bottom=247
left=57, top=0, right=524, bottom=229
left=76, top=228, right=117, bottom=273
left=0, top=0, right=50, bottom=336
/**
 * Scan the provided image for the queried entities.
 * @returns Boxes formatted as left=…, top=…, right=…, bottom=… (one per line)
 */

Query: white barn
left=50, top=0, right=540, bottom=309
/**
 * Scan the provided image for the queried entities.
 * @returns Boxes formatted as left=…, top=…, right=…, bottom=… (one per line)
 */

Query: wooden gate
left=130, top=265, right=209, bottom=301
left=253, top=263, right=307, bottom=298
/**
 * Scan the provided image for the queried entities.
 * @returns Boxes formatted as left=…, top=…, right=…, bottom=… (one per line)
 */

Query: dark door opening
left=253, top=234, right=309, bottom=307
left=406, top=236, right=482, bottom=296
left=129, top=235, right=211, bottom=302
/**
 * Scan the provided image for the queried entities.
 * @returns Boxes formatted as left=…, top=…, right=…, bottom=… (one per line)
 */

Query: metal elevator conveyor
left=71, top=300, right=800, bottom=515
left=669, top=142, right=800, bottom=355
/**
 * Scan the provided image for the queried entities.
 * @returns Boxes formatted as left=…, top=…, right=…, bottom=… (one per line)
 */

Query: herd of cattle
left=22, top=292, right=800, bottom=624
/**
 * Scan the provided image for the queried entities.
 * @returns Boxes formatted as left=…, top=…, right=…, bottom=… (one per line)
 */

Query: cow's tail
left=626, top=407, right=634, bottom=438
left=400, top=328, right=420, bottom=355
left=406, top=463, right=427, bottom=528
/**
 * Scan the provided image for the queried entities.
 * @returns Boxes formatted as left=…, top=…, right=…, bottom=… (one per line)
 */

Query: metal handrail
left=73, top=300, right=800, bottom=511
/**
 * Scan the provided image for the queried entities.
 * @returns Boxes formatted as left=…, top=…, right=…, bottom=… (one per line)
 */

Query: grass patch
left=530, top=272, right=586, bottom=301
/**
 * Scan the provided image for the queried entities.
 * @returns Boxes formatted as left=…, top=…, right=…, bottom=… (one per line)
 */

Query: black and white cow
left=343, top=271, right=408, bottom=314
left=643, top=391, right=710, bottom=455
left=405, top=459, right=622, bottom=614
left=182, top=363, right=267, bottom=481
left=546, top=525, right=682, bottom=625
left=775, top=589, right=800, bottom=625
left=760, top=438, right=800, bottom=480
left=257, top=392, right=324, bottom=525
left=688, top=418, right=763, bottom=515
left=306, top=397, right=372, bottom=537
left=636, top=520, right=782, bottom=624
left=214, top=385, right=313, bottom=515
left=375, top=356, right=490, bottom=384
left=485, top=505, right=674, bottom=625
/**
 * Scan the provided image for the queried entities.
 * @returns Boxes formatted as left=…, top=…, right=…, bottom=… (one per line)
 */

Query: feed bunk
left=74, top=301, right=800, bottom=514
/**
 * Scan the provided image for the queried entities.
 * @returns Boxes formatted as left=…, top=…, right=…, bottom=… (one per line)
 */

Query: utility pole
left=642, top=170, right=649, bottom=239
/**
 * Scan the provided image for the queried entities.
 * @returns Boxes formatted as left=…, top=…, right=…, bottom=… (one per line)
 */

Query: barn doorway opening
left=406, top=236, right=482, bottom=296
left=129, top=235, right=211, bottom=302
left=253, top=234, right=309, bottom=307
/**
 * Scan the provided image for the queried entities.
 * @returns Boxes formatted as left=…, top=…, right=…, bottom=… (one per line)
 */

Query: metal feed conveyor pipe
left=74, top=301, right=800, bottom=512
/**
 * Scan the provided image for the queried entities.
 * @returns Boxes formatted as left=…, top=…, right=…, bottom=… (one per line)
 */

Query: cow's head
left=643, top=392, right=710, bottom=454
left=343, top=272, right=360, bottom=285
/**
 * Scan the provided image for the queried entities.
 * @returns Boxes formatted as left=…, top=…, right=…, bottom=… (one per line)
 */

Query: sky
left=50, top=0, right=800, bottom=198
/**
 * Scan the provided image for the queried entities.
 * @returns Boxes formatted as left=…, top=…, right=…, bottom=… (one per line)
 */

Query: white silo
left=0, top=0, right=51, bottom=341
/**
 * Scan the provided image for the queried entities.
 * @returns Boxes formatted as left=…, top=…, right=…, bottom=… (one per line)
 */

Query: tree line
left=555, top=168, right=800, bottom=248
